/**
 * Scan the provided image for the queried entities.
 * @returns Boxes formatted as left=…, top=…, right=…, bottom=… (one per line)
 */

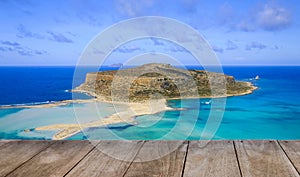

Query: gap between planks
left=277, top=140, right=300, bottom=176
left=2, top=140, right=300, bottom=177
left=63, top=141, right=102, bottom=177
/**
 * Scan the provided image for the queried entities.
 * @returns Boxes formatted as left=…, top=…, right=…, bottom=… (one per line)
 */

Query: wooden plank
left=279, top=141, right=300, bottom=174
left=7, top=140, right=97, bottom=177
left=183, top=140, right=241, bottom=177
left=0, top=141, right=53, bottom=177
left=124, top=141, right=188, bottom=177
left=1, top=140, right=300, bottom=177
left=66, top=140, right=144, bottom=177
left=235, top=140, right=299, bottom=177
left=0, top=141, right=9, bottom=147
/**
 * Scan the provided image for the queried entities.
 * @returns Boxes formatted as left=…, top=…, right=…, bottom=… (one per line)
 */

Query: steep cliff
left=74, top=63, right=256, bottom=102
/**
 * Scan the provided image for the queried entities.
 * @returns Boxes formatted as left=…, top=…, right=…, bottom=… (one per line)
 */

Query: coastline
left=159, top=81, right=258, bottom=101
left=34, top=99, right=173, bottom=140
left=2, top=82, right=257, bottom=140
left=0, top=99, right=98, bottom=109
left=72, top=81, right=258, bottom=102
left=0, top=81, right=257, bottom=109
left=226, top=82, right=258, bottom=97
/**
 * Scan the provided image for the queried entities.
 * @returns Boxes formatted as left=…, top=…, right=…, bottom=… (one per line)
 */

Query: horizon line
left=1, top=64, right=300, bottom=67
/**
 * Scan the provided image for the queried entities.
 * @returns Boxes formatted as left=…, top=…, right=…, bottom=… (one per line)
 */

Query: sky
left=0, top=0, right=299, bottom=66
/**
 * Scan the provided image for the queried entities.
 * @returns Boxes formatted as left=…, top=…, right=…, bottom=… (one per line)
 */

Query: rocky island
left=34, top=63, right=257, bottom=140
left=74, top=63, right=256, bottom=102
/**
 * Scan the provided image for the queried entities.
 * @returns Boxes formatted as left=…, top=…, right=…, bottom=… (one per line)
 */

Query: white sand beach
left=10, top=82, right=256, bottom=140
left=35, top=99, right=173, bottom=140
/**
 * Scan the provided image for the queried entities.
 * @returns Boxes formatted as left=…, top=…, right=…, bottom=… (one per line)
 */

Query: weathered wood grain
left=124, top=141, right=188, bottom=177
left=235, top=140, right=299, bottom=177
left=0, top=141, right=53, bottom=177
left=66, top=140, right=144, bottom=177
left=1, top=140, right=300, bottom=177
left=6, top=141, right=96, bottom=177
left=183, top=140, right=240, bottom=177
left=0, top=141, right=9, bottom=147
left=279, top=141, right=300, bottom=175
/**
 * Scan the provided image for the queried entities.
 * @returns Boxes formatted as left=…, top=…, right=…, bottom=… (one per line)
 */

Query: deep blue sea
left=0, top=66, right=107, bottom=106
left=0, top=66, right=299, bottom=140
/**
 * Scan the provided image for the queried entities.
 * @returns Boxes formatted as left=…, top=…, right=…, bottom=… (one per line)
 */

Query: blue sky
left=0, top=0, right=299, bottom=66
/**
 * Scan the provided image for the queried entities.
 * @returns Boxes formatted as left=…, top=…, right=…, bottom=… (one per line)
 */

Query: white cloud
left=257, top=4, right=291, bottom=31
left=114, top=45, right=142, bottom=53
left=114, top=0, right=155, bottom=17
left=236, top=20, right=256, bottom=32
left=180, top=0, right=199, bottom=13
left=216, top=2, right=234, bottom=26
left=237, top=2, right=292, bottom=32
left=212, top=45, right=224, bottom=53
left=225, top=40, right=238, bottom=50
left=245, top=41, right=267, bottom=51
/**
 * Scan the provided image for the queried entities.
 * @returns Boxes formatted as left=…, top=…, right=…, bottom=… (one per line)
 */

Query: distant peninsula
left=74, top=63, right=257, bottom=102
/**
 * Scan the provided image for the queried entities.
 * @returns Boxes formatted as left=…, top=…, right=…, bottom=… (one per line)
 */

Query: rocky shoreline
left=73, top=63, right=257, bottom=102
left=5, top=63, right=258, bottom=140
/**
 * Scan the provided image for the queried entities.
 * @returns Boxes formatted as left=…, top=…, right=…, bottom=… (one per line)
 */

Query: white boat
left=255, top=75, right=260, bottom=80
left=202, top=100, right=211, bottom=105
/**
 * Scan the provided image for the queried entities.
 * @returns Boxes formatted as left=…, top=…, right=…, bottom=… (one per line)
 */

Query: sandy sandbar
left=34, top=99, right=173, bottom=140
left=9, top=82, right=257, bottom=140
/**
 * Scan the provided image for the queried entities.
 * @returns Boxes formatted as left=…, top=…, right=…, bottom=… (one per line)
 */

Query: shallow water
left=0, top=66, right=299, bottom=140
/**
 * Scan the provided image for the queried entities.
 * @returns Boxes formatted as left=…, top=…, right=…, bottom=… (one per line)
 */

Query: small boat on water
left=255, top=75, right=260, bottom=80
left=201, top=100, right=211, bottom=105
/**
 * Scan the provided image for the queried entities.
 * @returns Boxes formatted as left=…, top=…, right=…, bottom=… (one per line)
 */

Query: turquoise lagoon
left=0, top=66, right=299, bottom=140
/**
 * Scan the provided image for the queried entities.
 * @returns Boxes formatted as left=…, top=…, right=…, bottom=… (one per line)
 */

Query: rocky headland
left=73, top=63, right=256, bottom=102
left=32, top=63, right=257, bottom=140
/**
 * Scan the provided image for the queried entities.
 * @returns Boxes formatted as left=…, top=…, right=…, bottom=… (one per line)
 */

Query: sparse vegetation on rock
left=74, top=63, right=256, bottom=102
